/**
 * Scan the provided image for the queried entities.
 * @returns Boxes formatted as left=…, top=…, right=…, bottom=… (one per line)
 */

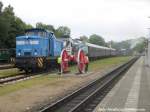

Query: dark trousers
left=85, top=64, right=88, bottom=72
left=58, top=64, right=61, bottom=72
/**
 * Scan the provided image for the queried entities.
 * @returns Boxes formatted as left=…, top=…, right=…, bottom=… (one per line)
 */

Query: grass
left=89, top=56, right=132, bottom=71
left=70, top=56, right=132, bottom=72
left=0, top=56, right=132, bottom=96
left=0, top=74, right=61, bottom=96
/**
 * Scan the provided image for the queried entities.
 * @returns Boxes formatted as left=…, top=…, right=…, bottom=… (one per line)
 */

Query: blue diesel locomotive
left=16, top=28, right=63, bottom=73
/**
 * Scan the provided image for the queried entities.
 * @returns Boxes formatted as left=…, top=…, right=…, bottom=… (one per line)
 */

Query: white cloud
left=2, top=0, right=150, bottom=41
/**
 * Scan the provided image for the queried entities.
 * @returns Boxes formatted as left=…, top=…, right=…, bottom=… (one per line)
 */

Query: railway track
left=0, top=65, right=15, bottom=70
left=0, top=69, right=58, bottom=85
left=0, top=73, right=36, bottom=85
left=40, top=57, right=138, bottom=112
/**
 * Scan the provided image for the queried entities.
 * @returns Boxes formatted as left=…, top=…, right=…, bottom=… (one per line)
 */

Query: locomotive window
left=17, top=41, right=25, bottom=45
left=26, top=32, right=35, bottom=36
left=38, top=32, right=47, bottom=37
left=29, top=40, right=39, bottom=45
left=25, top=31, right=47, bottom=37
left=38, top=32, right=43, bottom=37
left=17, top=40, right=39, bottom=45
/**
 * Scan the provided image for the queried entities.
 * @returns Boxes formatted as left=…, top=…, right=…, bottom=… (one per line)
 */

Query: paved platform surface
left=94, top=57, right=150, bottom=112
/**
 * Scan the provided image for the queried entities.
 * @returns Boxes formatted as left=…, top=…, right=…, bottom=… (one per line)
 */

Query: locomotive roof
left=25, top=28, right=54, bottom=34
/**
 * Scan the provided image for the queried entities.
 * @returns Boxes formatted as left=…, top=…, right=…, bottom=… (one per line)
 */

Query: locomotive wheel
left=77, top=49, right=87, bottom=74
left=60, top=49, right=69, bottom=73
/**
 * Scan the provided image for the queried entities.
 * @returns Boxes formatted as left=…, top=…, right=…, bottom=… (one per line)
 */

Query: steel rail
left=39, top=57, right=139, bottom=112
left=0, top=73, right=34, bottom=84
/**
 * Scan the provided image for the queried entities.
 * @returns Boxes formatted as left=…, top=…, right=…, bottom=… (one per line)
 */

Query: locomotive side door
left=48, top=35, right=51, bottom=56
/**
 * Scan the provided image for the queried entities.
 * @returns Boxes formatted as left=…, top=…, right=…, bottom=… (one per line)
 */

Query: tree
left=89, top=34, right=106, bottom=46
left=3, top=5, right=14, bottom=19
left=132, top=40, right=145, bottom=53
left=2, top=5, right=24, bottom=48
left=79, top=35, right=88, bottom=42
left=0, top=16, right=10, bottom=48
left=55, top=26, right=71, bottom=38
left=110, top=40, right=131, bottom=50
left=36, top=24, right=71, bottom=38
left=25, top=24, right=33, bottom=29
left=0, top=1, right=3, bottom=14
left=0, top=5, right=14, bottom=48
left=36, top=22, right=55, bottom=32
left=0, top=2, right=33, bottom=48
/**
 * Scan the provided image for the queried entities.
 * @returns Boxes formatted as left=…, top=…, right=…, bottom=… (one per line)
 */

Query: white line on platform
left=93, top=58, right=139, bottom=111
left=124, top=59, right=142, bottom=111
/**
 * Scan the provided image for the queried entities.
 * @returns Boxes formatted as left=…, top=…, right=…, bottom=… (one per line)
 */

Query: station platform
left=94, top=57, right=150, bottom=112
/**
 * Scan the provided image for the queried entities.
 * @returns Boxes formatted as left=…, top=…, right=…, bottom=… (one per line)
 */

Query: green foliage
left=55, top=26, right=71, bottom=38
left=110, top=40, right=131, bottom=50
left=0, top=2, right=33, bottom=48
left=79, top=35, right=88, bottom=42
left=36, top=22, right=55, bottom=32
left=25, top=24, right=33, bottom=29
left=89, top=34, right=106, bottom=46
left=132, top=41, right=145, bottom=53
left=0, top=15, right=9, bottom=47
left=109, top=37, right=146, bottom=54
left=36, top=23, right=71, bottom=38
left=0, top=1, right=3, bottom=13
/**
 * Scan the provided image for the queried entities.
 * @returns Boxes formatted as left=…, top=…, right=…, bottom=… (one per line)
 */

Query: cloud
left=2, top=0, right=150, bottom=41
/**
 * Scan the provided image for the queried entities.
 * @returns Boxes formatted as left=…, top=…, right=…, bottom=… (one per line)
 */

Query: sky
left=2, top=0, right=150, bottom=41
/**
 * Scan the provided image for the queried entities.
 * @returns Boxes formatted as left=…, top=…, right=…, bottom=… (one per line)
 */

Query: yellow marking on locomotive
left=37, top=58, right=43, bottom=68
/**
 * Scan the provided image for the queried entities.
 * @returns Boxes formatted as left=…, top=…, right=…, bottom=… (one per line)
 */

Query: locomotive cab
left=16, top=29, right=51, bottom=57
